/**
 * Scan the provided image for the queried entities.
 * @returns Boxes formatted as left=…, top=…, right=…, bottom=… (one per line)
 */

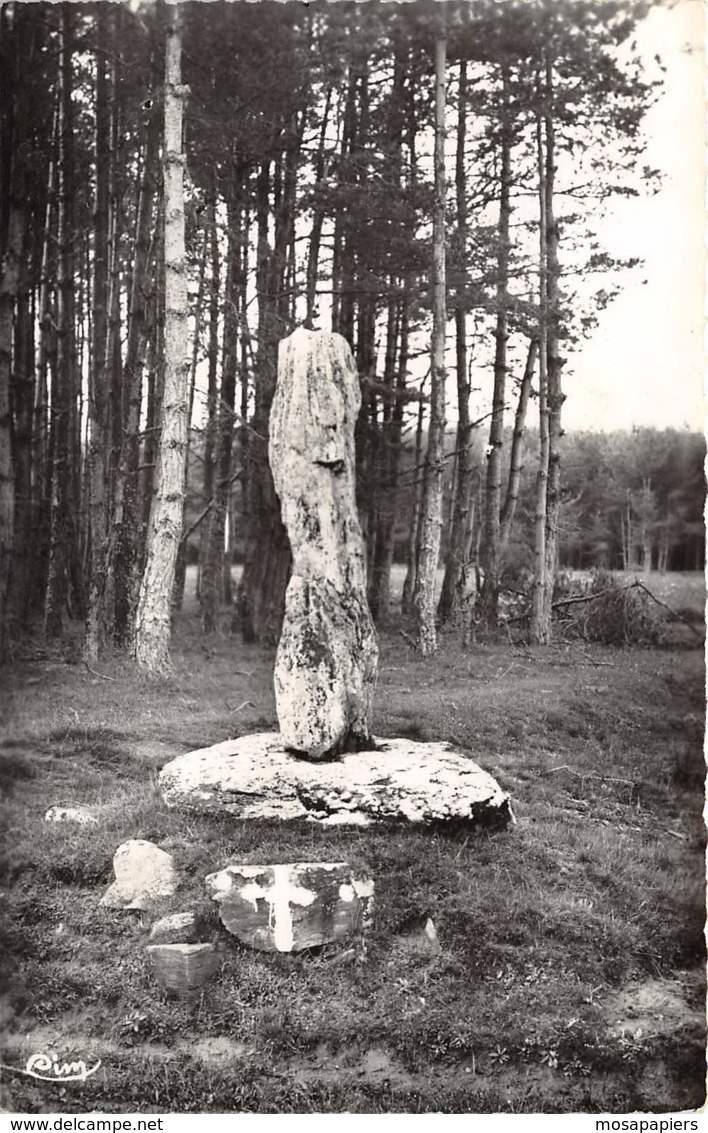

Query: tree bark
left=499, top=337, right=538, bottom=551
left=304, top=85, right=332, bottom=328
left=132, top=8, right=189, bottom=674
left=479, top=65, right=512, bottom=627
left=197, top=183, right=220, bottom=603
left=369, top=296, right=408, bottom=626
left=438, top=60, right=474, bottom=628
left=541, top=57, right=564, bottom=631
left=45, top=5, right=77, bottom=639
left=202, top=189, right=240, bottom=633
left=401, top=384, right=426, bottom=617
left=84, top=4, right=113, bottom=660
left=413, top=27, right=447, bottom=657
left=0, top=33, right=27, bottom=655
left=529, top=92, right=551, bottom=645
left=111, top=93, right=160, bottom=645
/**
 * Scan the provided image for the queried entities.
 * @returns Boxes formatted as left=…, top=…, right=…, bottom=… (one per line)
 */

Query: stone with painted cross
left=205, top=862, right=374, bottom=952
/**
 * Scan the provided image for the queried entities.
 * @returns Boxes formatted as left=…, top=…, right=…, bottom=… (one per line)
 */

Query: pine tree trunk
left=112, top=95, right=160, bottom=644
left=479, top=65, right=512, bottom=627
left=202, top=191, right=240, bottom=633
left=413, top=28, right=447, bottom=656
left=0, top=132, right=24, bottom=657
left=32, top=103, right=58, bottom=611
left=172, top=215, right=206, bottom=613
left=132, top=9, right=189, bottom=674
left=197, top=185, right=220, bottom=602
left=438, top=60, right=474, bottom=628
left=499, top=337, right=538, bottom=552
left=529, top=96, right=551, bottom=646
left=401, top=387, right=426, bottom=617
left=45, top=6, right=77, bottom=639
left=369, top=296, right=408, bottom=626
left=541, top=59, right=564, bottom=631
left=305, top=86, right=332, bottom=328
left=143, top=243, right=165, bottom=549
left=9, top=285, right=34, bottom=628
left=84, top=5, right=112, bottom=660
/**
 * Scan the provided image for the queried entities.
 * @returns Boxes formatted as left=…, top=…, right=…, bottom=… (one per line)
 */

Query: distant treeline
left=183, top=424, right=704, bottom=582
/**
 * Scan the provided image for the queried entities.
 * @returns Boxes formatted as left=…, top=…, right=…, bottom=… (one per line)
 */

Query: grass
left=0, top=569, right=704, bottom=1114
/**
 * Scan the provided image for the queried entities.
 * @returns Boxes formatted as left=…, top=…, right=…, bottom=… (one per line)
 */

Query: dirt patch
left=603, top=976, right=705, bottom=1039
left=182, top=1037, right=247, bottom=1066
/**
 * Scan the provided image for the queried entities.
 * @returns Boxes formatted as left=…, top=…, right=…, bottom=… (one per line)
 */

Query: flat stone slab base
left=159, top=733, right=513, bottom=828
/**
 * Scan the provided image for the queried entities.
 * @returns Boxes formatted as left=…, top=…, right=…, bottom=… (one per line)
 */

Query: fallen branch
left=632, top=580, right=703, bottom=638
left=544, top=764, right=638, bottom=793
left=227, top=699, right=254, bottom=714
left=84, top=663, right=119, bottom=682
left=551, top=587, right=618, bottom=609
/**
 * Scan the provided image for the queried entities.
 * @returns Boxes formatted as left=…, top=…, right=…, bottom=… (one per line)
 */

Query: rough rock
left=206, top=862, right=374, bottom=952
left=45, top=805, right=98, bottom=826
left=159, top=733, right=513, bottom=828
left=145, top=943, right=220, bottom=992
left=393, top=917, right=442, bottom=959
left=148, top=911, right=200, bottom=945
left=269, top=328, right=378, bottom=760
left=99, top=839, right=178, bottom=910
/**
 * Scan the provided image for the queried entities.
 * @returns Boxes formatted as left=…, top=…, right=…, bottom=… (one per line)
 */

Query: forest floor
left=0, top=571, right=705, bottom=1114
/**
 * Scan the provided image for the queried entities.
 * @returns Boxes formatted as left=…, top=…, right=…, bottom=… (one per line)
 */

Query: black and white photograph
left=0, top=0, right=705, bottom=1119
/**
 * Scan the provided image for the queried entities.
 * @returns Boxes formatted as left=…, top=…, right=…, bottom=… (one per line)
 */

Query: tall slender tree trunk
left=0, top=3, right=45, bottom=654
left=530, top=94, right=551, bottom=645
left=413, top=27, right=447, bottom=656
left=132, top=8, right=189, bottom=673
left=305, top=85, right=332, bottom=328
left=438, top=60, right=475, bottom=628
left=197, top=184, right=220, bottom=601
left=479, top=65, right=512, bottom=626
left=401, top=384, right=426, bottom=617
left=541, top=59, right=564, bottom=630
left=32, top=101, right=58, bottom=612
left=202, top=188, right=240, bottom=633
left=45, top=5, right=77, bottom=639
left=499, top=337, right=538, bottom=552
left=172, top=213, right=206, bottom=612
left=112, top=95, right=160, bottom=644
left=9, top=280, right=34, bottom=628
left=84, top=4, right=112, bottom=659
left=0, top=69, right=26, bottom=655
left=143, top=224, right=165, bottom=555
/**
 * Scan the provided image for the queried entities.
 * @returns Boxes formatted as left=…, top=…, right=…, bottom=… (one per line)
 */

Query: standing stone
left=206, top=862, right=374, bottom=952
left=269, top=328, right=378, bottom=760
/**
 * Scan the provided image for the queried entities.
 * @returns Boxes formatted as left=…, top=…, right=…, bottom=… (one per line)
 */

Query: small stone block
left=146, top=942, right=220, bottom=992
left=148, top=911, right=200, bottom=945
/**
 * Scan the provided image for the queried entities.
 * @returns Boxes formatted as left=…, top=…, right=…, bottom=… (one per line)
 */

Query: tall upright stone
left=269, top=328, right=378, bottom=760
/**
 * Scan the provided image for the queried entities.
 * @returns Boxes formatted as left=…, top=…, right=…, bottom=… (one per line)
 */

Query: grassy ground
left=0, top=571, right=705, bottom=1114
